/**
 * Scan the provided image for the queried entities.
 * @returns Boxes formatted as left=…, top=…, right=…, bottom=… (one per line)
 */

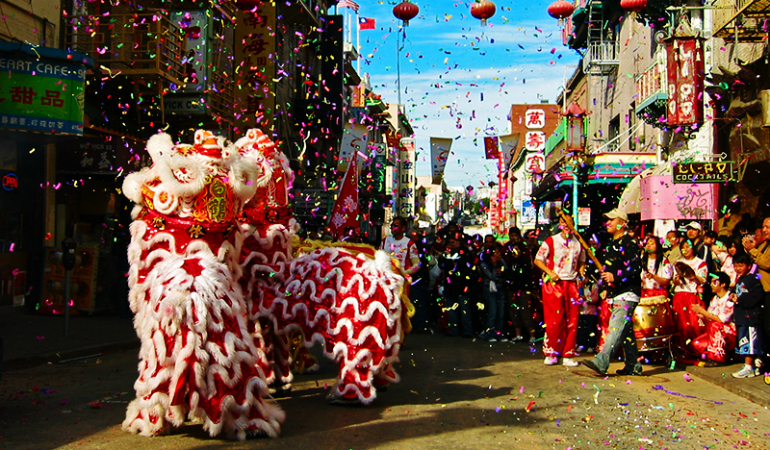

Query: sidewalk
left=686, top=362, right=770, bottom=407
left=0, top=306, right=138, bottom=369
left=1, top=306, right=768, bottom=407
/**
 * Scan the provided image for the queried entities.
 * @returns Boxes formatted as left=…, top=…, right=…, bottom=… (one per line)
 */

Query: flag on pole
left=430, top=137, right=452, bottom=185
left=358, top=17, right=376, bottom=30
left=328, top=156, right=360, bottom=239
left=499, top=133, right=520, bottom=169
left=484, top=136, right=500, bottom=160
left=338, top=0, right=360, bottom=11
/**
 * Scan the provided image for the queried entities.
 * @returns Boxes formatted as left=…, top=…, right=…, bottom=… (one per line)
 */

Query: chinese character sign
left=666, top=37, right=704, bottom=127
left=398, top=138, right=415, bottom=218
left=525, top=109, right=545, bottom=129
left=235, top=2, right=276, bottom=132
left=525, top=131, right=546, bottom=151
left=525, top=153, right=545, bottom=174
left=0, top=56, right=86, bottom=135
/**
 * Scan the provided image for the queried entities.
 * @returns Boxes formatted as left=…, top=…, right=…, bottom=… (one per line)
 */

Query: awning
left=617, top=165, right=664, bottom=215
left=618, top=162, right=717, bottom=221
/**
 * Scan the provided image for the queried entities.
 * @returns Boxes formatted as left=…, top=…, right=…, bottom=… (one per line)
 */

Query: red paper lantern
left=620, top=0, right=648, bottom=13
left=547, top=0, right=575, bottom=21
left=393, top=1, right=419, bottom=27
left=470, top=0, right=496, bottom=26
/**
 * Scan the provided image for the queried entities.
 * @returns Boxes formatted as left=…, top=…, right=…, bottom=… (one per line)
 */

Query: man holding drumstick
left=582, top=209, right=644, bottom=376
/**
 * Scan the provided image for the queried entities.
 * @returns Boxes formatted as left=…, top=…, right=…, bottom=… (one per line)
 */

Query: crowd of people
left=378, top=212, right=770, bottom=381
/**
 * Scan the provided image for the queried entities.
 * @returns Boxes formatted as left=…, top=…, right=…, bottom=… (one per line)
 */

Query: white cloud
left=351, top=0, right=581, bottom=189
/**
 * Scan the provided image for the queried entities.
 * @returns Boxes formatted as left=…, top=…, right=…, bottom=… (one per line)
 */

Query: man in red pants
left=534, top=214, right=586, bottom=367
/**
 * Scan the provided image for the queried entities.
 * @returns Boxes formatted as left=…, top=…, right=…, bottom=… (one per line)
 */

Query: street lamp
left=562, top=103, right=587, bottom=225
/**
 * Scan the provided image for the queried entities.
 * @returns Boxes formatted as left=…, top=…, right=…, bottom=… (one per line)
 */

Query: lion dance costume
left=122, top=129, right=408, bottom=440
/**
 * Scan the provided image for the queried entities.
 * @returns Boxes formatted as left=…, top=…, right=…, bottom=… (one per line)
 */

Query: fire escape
left=64, top=11, right=186, bottom=129
left=713, top=0, right=770, bottom=41
left=582, top=0, right=620, bottom=75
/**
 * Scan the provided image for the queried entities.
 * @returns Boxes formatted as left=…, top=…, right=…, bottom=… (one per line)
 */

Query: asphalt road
left=0, top=333, right=768, bottom=450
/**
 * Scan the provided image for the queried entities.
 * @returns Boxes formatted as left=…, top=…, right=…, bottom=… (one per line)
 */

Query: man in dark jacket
left=438, top=233, right=476, bottom=337
left=583, top=208, right=643, bottom=376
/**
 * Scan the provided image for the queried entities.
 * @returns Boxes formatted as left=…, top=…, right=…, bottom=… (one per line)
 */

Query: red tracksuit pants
left=542, top=279, right=580, bottom=358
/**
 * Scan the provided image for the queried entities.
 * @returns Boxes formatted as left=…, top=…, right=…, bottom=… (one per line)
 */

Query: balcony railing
left=583, top=41, right=620, bottom=74
left=64, top=13, right=186, bottom=85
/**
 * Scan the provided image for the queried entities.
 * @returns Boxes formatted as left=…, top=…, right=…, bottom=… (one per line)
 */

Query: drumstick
left=557, top=210, right=605, bottom=272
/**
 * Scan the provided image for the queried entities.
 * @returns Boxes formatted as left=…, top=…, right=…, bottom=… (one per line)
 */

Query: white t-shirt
left=642, top=257, right=673, bottom=291
left=381, top=235, right=418, bottom=270
left=535, top=233, right=585, bottom=281
left=673, top=256, right=707, bottom=294
left=708, top=292, right=735, bottom=324
left=720, top=255, right=737, bottom=286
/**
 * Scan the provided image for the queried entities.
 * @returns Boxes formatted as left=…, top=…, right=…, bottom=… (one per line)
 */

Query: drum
left=632, top=295, right=675, bottom=362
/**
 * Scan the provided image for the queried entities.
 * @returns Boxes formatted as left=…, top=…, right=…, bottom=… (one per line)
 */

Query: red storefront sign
left=666, top=37, right=704, bottom=126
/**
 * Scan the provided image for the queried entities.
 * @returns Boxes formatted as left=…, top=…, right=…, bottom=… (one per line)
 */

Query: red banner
left=328, top=156, right=360, bottom=239
left=484, top=136, right=499, bottom=159
left=666, top=37, right=704, bottom=127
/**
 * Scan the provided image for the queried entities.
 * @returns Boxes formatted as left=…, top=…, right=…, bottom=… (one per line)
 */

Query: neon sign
left=2, top=173, right=18, bottom=191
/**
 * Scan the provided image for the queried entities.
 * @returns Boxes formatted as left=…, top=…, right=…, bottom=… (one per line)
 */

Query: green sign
left=0, top=56, right=86, bottom=135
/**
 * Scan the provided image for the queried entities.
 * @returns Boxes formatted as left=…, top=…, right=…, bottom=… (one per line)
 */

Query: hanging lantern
left=547, top=0, right=575, bottom=25
left=470, top=0, right=496, bottom=26
left=393, top=1, right=419, bottom=27
left=620, top=0, right=648, bottom=13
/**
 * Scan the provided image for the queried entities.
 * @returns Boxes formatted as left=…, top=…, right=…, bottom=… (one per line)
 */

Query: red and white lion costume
left=121, top=128, right=408, bottom=440
left=121, top=131, right=284, bottom=440
left=235, top=129, right=408, bottom=405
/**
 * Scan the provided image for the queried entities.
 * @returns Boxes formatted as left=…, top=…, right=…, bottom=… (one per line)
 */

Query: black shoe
left=581, top=359, right=607, bottom=376
left=326, top=393, right=362, bottom=406
left=615, top=367, right=643, bottom=376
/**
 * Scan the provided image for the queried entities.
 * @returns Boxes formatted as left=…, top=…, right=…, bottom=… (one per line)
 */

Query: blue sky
left=335, top=1, right=580, bottom=189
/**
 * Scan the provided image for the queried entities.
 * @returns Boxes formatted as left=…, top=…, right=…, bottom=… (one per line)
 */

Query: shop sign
left=640, top=174, right=715, bottom=221
left=372, top=143, right=386, bottom=195
left=672, top=161, right=733, bottom=183
left=525, top=153, right=545, bottom=174
left=2, top=173, right=17, bottom=191
left=578, top=207, right=591, bottom=226
left=525, top=131, right=546, bottom=151
left=164, top=95, right=207, bottom=114
left=525, top=109, right=545, bottom=129
left=59, top=138, right=143, bottom=174
left=398, top=138, right=415, bottom=218
left=234, top=1, right=276, bottom=131
left=666, top=37, right=704, bottom=126
left=0, top=56, right=86, bottom=135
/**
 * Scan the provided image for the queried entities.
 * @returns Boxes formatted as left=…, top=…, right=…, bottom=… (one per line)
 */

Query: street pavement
left=0, top=312, right=769, bottom=449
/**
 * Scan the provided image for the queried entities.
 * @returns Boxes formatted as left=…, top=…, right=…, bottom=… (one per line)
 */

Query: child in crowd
left=576, top=277, right=599, bottom=353
left=690, top=271, right=736, bottom=366
left=730, top=253, right=765, bottom=378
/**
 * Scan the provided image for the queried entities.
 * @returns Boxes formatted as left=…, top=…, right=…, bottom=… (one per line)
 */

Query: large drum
left=632, top=295, right=675, bottom=362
